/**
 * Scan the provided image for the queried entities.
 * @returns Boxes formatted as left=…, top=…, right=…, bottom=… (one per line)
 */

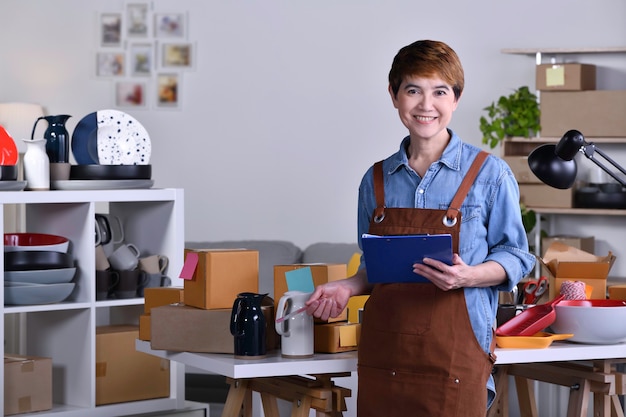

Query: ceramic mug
left=138, top=254, right=169, bottom=275
left=95, top=244, right=111, bottom=271
left=137, top=273, right=172, bottom=296
left=96, top=269, right=119, bottom=301
left=108, top=243, right=141, bottom=271
left=111, top=269, right=147, bottom=299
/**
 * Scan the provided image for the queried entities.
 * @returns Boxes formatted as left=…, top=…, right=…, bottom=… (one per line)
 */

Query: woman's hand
left=305, top=271, right=371, bottom=321
left=413, top=254, right=506, bottom=290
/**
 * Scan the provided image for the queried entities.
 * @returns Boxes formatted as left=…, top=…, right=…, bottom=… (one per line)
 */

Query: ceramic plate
left=0, top=181, right=26, bottom=191
left=5, top=267, right=77, bottom=284
left=70, top=164, right=152, bottom=180
left=71, top=112, right=98, bottom=164
left=95, top=110, right=151, bottom=165
left=0, top=126, right=19, bottom=165
left=51, top=179, right=154, bottom=190
left=4, top=282, right=75, bottom=305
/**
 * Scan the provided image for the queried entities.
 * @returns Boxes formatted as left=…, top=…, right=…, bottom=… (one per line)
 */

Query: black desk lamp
left=528, top=130, right=626, bottom=189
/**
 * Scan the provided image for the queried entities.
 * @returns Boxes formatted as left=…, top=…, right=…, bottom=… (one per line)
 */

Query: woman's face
left=389, top=75, right=460, bottom=142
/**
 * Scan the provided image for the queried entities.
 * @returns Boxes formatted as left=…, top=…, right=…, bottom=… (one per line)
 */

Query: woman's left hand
left=413, top=253, right=470, bottom=291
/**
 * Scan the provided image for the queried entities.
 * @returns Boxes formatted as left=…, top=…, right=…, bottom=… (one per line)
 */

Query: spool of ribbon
left=560, top=280, right=587, bottom=300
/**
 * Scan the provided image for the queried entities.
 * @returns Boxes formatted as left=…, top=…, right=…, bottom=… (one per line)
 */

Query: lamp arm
left=582, top=143, right=626, bottom=186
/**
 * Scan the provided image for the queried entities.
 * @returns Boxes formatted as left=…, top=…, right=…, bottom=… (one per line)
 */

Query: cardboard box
left=151, top=301, right=278, bottom=353
left=541, top=236, right=594, bottom=256
left=314, top=322, right=361, bottom=353
left=139, top=314, right=151, bottom=341
left=536, top=63, right=596, bottom=91
left=503, top=156, right=542, bottom=184
left=183, top=249, right=259, bottom=309
left=274, top=263, right=348, bottom=322
left=144, top=286, right=184, bottom=314
left=608, top=285, right=626, bottom=300
left=4, top=355, right=52, bottom=416
left=540, top=91, right=626, bottom=137
left=96, top=325, right=169, bottom=405
left=519, top=184, right=573, bottom=208
left=541, top=241, right=615, bottom=299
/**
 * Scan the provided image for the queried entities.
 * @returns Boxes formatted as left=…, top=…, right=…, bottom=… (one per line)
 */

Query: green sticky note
left=285, top=267, right=315, bottom=292
left=546, top=66, right=565, bottom=87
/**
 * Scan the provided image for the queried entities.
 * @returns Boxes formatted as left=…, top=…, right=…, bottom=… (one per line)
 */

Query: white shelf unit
left=1, top=188, right=187, bottom=417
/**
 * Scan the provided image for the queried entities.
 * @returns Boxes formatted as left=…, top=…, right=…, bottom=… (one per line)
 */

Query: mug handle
left=95, top=224, right=102, bottom=246
left=109, top=215, right=125, bottom=244
left=127, top=243, right=141, bottom=258
left=159, top=256, right=169, bottom=274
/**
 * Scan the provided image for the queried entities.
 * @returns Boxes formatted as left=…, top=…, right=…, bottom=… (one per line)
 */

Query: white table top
left=137, top=339, right=626, bottom=378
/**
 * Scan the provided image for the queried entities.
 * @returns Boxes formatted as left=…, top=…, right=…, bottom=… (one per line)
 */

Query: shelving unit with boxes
left=1, top=188, right=194, bottom=417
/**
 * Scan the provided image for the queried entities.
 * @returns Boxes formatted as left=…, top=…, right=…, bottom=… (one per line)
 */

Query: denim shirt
left=357, top=131, right=536, bottom=402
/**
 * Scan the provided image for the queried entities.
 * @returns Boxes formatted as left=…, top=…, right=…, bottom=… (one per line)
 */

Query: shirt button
left=418, top=189, right=424, bottom=194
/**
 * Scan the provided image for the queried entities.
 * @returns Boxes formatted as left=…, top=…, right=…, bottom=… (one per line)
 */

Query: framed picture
left=99, top=13, right=122, bottom=47
left=116, top=81, right=147, bottom=108
left=129, top=43, right=153, bottom=76
left=126, top=3, right=150, bottom=38
left=96, top=52, right=125, bottom=77
left=154, top=12, right=186, bottom=38
left=156, top=73, right=180, bottom=108
left=160, top=42, right=194, bottom=69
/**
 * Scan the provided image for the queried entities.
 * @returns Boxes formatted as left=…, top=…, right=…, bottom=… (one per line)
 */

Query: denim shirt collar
left=387, top=129, right=464, bottom=175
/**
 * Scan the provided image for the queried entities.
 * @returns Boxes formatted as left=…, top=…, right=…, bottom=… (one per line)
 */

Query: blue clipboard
left=361, top=233, right=453, bottom=284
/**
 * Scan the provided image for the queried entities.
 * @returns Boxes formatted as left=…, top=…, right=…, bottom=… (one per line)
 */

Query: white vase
left=22, top=139, right=50, bottom=190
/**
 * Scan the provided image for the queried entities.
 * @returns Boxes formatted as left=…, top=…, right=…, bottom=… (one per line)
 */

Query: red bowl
left=4, top=233, right=70, bottom=253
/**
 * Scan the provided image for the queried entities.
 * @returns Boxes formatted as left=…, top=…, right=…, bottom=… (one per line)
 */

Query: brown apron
left=357, top=151, right=495, bottom=417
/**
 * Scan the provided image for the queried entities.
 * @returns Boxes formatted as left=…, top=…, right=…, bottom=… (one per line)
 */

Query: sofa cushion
left=184, top=240, right=303, bottom=298
left=301, top=242, right=360, bottom=265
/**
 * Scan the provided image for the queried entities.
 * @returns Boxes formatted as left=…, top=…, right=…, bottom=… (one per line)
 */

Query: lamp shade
left=528, top=144, right=578, bottom=189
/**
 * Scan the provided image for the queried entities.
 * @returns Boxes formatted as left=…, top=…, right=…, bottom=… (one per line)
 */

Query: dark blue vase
left=31, top=114, right=72, bottom=163
left=230, top=292, right=268, bottom=358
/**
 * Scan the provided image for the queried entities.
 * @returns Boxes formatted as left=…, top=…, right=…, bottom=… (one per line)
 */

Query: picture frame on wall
left=96, top=52, right=125, bottom=77
left=160, top=42, right=194, bottom=69
left=156, top=73, right=181, bottom=109
left=126, top=3, right=150, bottom=38
left=154, top=12, right=186, bottom=38
left=129, top=43, right=153, bottom=76
left=99, top=13, right=122, bottom=47
left=116, top=81, right=147, bottom=108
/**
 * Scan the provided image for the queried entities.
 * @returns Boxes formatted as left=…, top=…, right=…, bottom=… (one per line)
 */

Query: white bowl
left=5, top=267, right=76, bottom=284
left=552, top=299, right=626, bottom=344
left=4, top=282, right=75, bottom=305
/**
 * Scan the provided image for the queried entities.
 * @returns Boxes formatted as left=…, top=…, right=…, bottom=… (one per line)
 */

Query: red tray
left=496, top=295, right=564, bottom=337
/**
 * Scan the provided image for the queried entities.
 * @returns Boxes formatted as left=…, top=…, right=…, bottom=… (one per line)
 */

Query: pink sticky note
left=179, top=252, right=198, bottom=280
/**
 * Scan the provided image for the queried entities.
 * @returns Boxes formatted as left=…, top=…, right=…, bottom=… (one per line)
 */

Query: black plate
left=0, top=165, right=18, bottom=181
left=5, top=250, right=74, bottom=271
left=70, top=164, right=152, bottom=180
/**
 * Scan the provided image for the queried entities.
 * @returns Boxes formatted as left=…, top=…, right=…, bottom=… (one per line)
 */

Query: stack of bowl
left=4, top=233, right=76, bottom=305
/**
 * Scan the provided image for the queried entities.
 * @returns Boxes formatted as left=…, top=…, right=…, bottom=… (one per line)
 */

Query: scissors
left=523, top=276, right=549, bottom=304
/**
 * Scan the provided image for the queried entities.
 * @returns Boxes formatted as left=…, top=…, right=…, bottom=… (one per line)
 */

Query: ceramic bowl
left=4, top=233, right=70, bottom=253
left=70, top=164, right=152, bottom=180
left=0, top=165, right=18, bottom=181
left=4, top=250, right=74, bottom=271
left=5, top=267, right=76, bottom=284
left=552, top=299, right=626, bottom=344
left=4, top=282, right=75, bottom=305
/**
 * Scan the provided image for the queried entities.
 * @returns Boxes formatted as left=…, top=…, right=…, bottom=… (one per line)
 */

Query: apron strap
left=373, top=150, right=490, bottom=221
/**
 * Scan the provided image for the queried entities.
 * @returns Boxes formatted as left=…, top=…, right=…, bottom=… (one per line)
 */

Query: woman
left=305, top=40, right=535, bottom=416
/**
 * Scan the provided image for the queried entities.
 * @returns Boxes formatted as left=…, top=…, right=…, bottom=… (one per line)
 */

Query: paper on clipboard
left=361, top=233, right=453, bottom=284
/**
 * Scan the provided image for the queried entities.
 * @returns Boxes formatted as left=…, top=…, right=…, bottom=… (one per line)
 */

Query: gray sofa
left=182, top=240, right=360, bottom=408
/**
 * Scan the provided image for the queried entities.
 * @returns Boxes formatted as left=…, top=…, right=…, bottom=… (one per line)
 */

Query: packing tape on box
left=19, top=397, right=32, bottom=413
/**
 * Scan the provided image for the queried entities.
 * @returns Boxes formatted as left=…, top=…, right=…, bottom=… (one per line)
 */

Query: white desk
left=137, top=340, right=626, bottom=417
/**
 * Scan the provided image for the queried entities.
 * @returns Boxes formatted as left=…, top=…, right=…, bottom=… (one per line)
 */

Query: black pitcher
left=31, top=114, right=72, bottom=163
left=230, top=292, right=268, bottom=358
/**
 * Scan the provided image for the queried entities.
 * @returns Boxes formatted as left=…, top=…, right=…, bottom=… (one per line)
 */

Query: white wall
left=1, top=0, right=625, bottom=257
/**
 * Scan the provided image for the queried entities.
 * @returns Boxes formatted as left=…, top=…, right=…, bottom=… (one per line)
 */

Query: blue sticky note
left=285, top=267, right=315, bottom=292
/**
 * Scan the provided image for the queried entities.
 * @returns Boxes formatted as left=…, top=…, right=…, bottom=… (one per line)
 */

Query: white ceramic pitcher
left=275, top=291, right=314, bottom=358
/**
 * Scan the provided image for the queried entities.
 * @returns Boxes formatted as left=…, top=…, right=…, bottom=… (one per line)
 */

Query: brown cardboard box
left=314, top=322, right=361, bottom=353
left=503, top=156, right=542, bottom=184
left=4, top=355, right=52, bottom=416
left=608, top=285, right=626, bottom=300
left=96, top=325, right=169, bottom=405
left=139, top=314, right=151, bottom=341
left=274, top=263, right=348, bottom=322
left=541, top=242, right=615, bottom=299
left=541, top=236, right=594, bottom=256
left=144, top=286, right=184, bottom=314
left=183, top=249, right=259, bottom=309
left=540, top=91, right=626, bottom=137
left=150, top=301, right=278, bottom=353
left=519, top=184, right=573, bottom=208
left=536, top=63, right=596, bottom=91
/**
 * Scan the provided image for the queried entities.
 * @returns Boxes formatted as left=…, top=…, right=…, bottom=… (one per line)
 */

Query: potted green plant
left=479, top=86, right=541, bottom=149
